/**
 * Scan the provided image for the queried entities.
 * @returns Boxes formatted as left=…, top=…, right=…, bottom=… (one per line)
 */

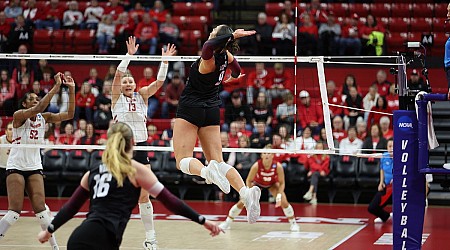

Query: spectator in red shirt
left=246, top=62, right=272, bottom=105
left=149, top=0, right=168, bottom=24
left=75, top=82, right=96, bottom=123
left=219, top=67, right=246, bottom=107
left=227, top=121, right=241, bottom=148
left=0, top=70, right=16, bottom=116
left=385, top=83, right=399, bottom=111
left=39, top=69, right=55, bottom=94
left=303, top=141, right=330, bottom=205
left=129, top=2, right=146, bottom=24
left=134, top=13, right=158, bottom=55
left=15, top=73, right=32, bottom=99
left=372, top=70, right=391, bottom=97
left=57, top=123, right=78, bottom=146
left=83, top=67, right=104, bottom=95
left=360, top=14, right=385, bottom=56
left=297, top=90, right=323, bottom=135
left=298, top=13, right=318, bottom=56
left=103, top=0, right=124, bottom=20
left=138, top=67, right=159, bottom=119
left=304, top=0, right=328, bottom=25
left=146, top=124, right=160, bottom=144
left=367, top=96, right=392, bottom=129
left=35, top=0, right=64, bottom=30
left=23, top=0, right=44, bottom=26
left=161, top=74, right=185, bottom=118
left=326, top=80, right=343, bottom=118
left=380, top=116, right=393, bottom=140
left=269, top=63, right=293, bottom=103
left=339, top=14, right=362, bottom=56
left=332, top=115, right=347, bottom=142
left=115, top=12, right=135, bottom=54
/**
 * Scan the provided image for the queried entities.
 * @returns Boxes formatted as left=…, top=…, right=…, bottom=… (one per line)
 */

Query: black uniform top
left=86, top=163, right=141, bottom=246
left=179, top=52, right=228, bottom=108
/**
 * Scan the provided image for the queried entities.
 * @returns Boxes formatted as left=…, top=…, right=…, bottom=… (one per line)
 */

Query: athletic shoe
left=309, top=198, right=317, bottom=205
left=374, top=213, right=392, bottom=223
left=290, top=223, right=300, bottom=232
left=242, top=186, right=261, bottom=224
left=303, top=191, right=312, bottom=201
left=143, top=239, right=158, bottom=250
left=219, top=221, right=231, bottom=230
left=204, top=160, right=231, bottom=194
left=52, top=246, right=59, bottom=250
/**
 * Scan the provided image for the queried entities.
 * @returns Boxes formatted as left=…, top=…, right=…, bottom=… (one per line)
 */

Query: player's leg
left=134, top=146, right=158, bottom=250
left=219, top=200, right=245, bottom=230
left=269, top=184, right=299, bottom=232
left=67, top=220, right=118, bottom=250
left=0, top=172, right=24, bottom=240
left=368, top=189, right=391, bottom=223
left=26, top=172, right=59, bottom=249
left=198, top=125, right=261, bottom=224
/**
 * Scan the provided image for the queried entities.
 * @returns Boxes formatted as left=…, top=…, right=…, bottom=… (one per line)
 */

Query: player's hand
left=126, top=36, right=139, bottom=55
left=63, top=75, right=75, bottom=88
left=378, top=182, right=385, bottom=192
left=162, top=43, right=177, bottom=57
left=232, top=29, right=256, bottom=39
left=224, top=73, right=245, bottom=84
left=54, top=72, right=63, bottom=86
left=203, top=220, right=224, bottom=237
left=37, top=230, right=52, bottom=243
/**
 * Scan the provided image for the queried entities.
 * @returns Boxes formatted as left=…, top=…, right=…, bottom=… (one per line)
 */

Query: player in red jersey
left=218, top=144, right=299, bottom=231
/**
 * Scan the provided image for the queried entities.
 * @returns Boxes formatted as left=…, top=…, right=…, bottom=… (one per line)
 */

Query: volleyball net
left=0, top=54, right=406, bottom=156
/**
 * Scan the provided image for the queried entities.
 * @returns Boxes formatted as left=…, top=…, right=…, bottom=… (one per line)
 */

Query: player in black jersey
left=38, top=122, right=223, bottom=249
left=173, top=25, right=262, bottom=224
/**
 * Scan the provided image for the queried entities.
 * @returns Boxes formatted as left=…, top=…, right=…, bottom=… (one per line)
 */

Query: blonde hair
left=102, top=122, right=135, bottom=187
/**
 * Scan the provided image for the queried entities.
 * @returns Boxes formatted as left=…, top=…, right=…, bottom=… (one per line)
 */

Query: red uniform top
left=306, top=154, right=330, bottom=174
left=253, top=159, right=279, bottom=188
left=75, top=92, right=96, bottom=108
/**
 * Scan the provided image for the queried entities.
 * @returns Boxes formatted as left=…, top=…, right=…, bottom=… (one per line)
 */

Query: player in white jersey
left=0, top=73, right=75, bottom=250
left=112, top=36, right=176, bottom=250
left=0, top=121, right=12, bottom=195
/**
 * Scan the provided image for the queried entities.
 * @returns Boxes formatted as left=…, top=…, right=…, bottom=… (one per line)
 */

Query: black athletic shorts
left=6, top=169, right=44, bottom=178
left=134, top=141, right=149, bottom=165
left=176, top=105, right=220, bottom=128
left=67, top=220, right=119, bottom=250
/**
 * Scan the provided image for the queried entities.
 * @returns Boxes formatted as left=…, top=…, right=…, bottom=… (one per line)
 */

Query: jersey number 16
left=93, top=173, right=112, bottom=199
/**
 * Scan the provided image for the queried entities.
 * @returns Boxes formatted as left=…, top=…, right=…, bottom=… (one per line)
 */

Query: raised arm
left=13, top=75, right=61, bottom=128
left=112, top=36, right=139, bottom=106
left=43, top=73, right=76, bottom=123
left=139, top=43, right=177, bottom=100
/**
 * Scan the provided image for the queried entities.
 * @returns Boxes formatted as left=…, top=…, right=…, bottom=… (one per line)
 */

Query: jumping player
left=173, top=25, right=262, bottom=224
left=0, top=72, right=75, bottom=250
left=37, top=122, right=223, bottom=249
left=112, top=36, right=176, bottom=249
left=219, top=144, right=299, bottom=231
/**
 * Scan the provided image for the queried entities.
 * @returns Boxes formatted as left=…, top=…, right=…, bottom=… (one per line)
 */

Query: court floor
left=0, top=197, right=449, bottom=250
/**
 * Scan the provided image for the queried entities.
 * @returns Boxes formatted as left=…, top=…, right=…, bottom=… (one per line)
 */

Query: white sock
left=239, top=186, right=247, bottom=200
left=36, top=210, right=58, bottom=247
left=228, top=204, right=243, bottom=220
left=139, top=201, right=156, bottom=241
left=0, top=210, right=19, bottom=239
left=200, top=167, right=208, bottom=179
left=218, top=162, right=233, bottom=177
left=283, top=204, right=295, bottom=222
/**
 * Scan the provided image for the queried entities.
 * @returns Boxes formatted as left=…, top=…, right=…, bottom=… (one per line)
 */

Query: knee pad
left=3, top=210, right=19, bottom=225
left=180, top=157, right=195, bottom=175
left=218, top=162, right=233, bottom=176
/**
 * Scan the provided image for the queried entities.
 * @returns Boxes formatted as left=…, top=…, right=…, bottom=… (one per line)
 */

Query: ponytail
left=102, top=122, right=135, bottom=187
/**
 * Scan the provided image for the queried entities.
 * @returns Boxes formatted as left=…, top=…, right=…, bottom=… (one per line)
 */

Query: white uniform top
left=7, top=114, right=46, bottom=171
left=0, top=135, right=11, bottom=169
left=112, top=92, right=148, bottom=143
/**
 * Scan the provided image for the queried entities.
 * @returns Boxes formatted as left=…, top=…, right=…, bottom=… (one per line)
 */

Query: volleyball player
left=112, top=36, right=176, bottom=249
left=37, top=122, right=223, bottom=249
left=0, top=72, right=75, bottom=250
left=173, top=25, right=261, bottom=224
left=219, top=144, right=299, bottom=231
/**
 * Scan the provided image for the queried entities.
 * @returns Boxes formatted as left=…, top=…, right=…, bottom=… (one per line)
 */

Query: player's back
left=87, top=163, right=141, bottom=245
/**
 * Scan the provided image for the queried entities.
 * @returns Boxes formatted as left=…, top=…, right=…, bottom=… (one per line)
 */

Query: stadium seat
left=411, top=4, right=434, bottom=18
left=432, top=18, right=446, bottom=33
left=431, top=32, right=449, bottom=56
left=43, top=149, right=66, bottom=197
left=191, top=2, right=213, bottom=17
left=388, top=17, right=409, bottom=33
left=327, top=3, right=348, bottom=18
left=329, top=156, right=359, bottom=203
left=370, top=3, right=391, bottom=19
left=52, top=30, right=66, bottom=53
left=172, top=2, right=193, bottom=16
left=409, top=18, right=432, bottom=33
left=266, top=16, right=279, bottom=27
left=265, top=2, right=284, bottom=17
left=348, top=4, right=370, bottom=18
left=159, top=151, right=183, bottom=185
left=285, top=157, right=307, bottom=187
left=408, top=32, right=424, bottom=42
left=434, top=3, right=448, bottom=18
left=186, top=16, right=208, bottom=33
left=62, top=150, right=90, bottom=182
left=78, top=2, right=89, bottom=13
left=89, top=150, right=103, bottom=169
left=357, top=158, right=380, bottom=189
left=71, top=29, right=95, bottom=54
left=390, top=3, right=411, bottom=18
left=33, top=29, right=53, bottom=53
left=178, top=30, right=201, bottom=55
left=147, top=151, right=166, bottom=174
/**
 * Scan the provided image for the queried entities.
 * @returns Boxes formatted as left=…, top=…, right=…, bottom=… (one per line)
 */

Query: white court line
left=0, top=245, right=198, bottom=250
left=327, top=224, right=367, bottom=250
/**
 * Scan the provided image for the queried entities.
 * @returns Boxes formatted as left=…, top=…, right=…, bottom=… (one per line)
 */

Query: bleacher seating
left=42, top=149, right=66, bottom=197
